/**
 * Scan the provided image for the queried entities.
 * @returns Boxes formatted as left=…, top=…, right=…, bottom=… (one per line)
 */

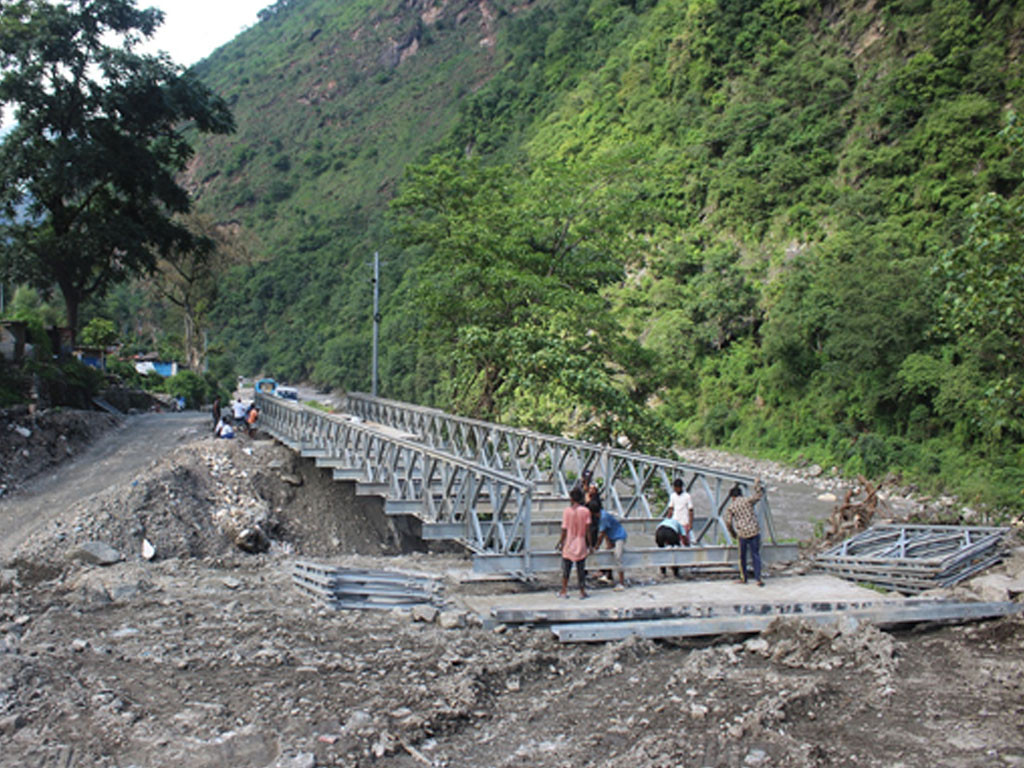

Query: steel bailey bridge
left=255, top=392, right=799, bottom=576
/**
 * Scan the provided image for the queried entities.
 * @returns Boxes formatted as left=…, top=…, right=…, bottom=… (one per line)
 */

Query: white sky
left=1, top=1, right=265, bottom=130
left=139, top=0, right=270, bottom=66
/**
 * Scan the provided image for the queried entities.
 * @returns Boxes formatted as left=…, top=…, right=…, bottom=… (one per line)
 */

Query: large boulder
left=968, top=573, right=1015, bottom=603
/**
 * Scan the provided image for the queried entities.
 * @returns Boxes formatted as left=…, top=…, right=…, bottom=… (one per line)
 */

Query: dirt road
left=0, top=412, right=208, bottom=561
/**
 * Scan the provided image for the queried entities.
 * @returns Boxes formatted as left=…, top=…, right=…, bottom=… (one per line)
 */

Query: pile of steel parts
left=814, top=523, right=1009, bottom=593
left=825, top=475, right=890, bottom=542
left=292, top=560, right=443, bottom=610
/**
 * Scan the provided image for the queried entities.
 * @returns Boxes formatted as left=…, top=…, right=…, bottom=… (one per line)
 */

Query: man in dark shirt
left=578, top=470, right=612, bottom=583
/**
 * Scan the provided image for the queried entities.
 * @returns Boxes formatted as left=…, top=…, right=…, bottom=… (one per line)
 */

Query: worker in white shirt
left=666, top=478, right=693, bottom=544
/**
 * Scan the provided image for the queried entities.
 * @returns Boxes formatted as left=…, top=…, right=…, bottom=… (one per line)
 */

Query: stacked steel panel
left=292, top=560, right=443, bottom=610
left=814, top=524, right=1009, bottom=593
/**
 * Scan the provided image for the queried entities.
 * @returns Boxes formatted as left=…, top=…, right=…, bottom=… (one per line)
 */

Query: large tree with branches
left=150, top=212, right=253, bottom=371
left=0, top=0, right=234, bottom=344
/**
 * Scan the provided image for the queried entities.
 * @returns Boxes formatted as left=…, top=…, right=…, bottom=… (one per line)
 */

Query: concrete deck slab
left=456, top=574, right=892, bottom=625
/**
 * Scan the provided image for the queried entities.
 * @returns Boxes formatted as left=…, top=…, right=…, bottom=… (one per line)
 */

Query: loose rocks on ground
left=1, top=415, right=1023, bottom=767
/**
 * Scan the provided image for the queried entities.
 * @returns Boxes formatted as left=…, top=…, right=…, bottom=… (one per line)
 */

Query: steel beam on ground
left=552, top=600, right=1023, bottom=642
left=471, top=543, right=800, bottom=574
left=292, top=561, right=442, bottom=610
left=815, top=523, right=1010, bottom=593
left=293, top=561, right=439, bottom=587
left=493, top=598, right=935, bottom=625
left=293, top=578, right=434, bottom=609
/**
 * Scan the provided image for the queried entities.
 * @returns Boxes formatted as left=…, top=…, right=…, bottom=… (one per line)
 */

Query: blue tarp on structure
left=80, top=354, right=104, bottom=370
left=134, top=360, right=178, bottom=378
left=150, top=361, right=176, bottom=377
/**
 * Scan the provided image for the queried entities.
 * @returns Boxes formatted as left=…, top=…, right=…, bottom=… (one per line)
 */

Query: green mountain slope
left=187, top=0, right=523, bottom=378
left=190, top=0, right=1024, bottom=512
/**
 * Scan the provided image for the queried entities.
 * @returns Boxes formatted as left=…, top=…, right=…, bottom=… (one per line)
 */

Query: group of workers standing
left=557, top=470, right=627, bottom=599
left=211, top=396, right=260, bottom=439
left=557, top=471, right=766, bottom=598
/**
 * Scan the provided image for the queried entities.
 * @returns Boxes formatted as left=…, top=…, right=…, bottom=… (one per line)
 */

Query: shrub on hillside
left=161, top=370, right=215, bottom=410
left=25, top=358, right=105, bottom=409
left=0, top=357, right=28, bottom=406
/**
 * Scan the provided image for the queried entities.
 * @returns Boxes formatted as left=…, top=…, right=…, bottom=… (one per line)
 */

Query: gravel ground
left=1, top=410, right=1023, bottom=767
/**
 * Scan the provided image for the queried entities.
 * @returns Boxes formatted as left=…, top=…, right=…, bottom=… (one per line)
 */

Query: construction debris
left=291, top=560, right=443, bottom=610
left=814, top=523, right=1009, bottom=593
left=825, top=475, right=890, bottom=542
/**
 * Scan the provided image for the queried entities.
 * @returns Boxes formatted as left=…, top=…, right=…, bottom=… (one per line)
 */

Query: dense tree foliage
left=0, top=0, right=234, bottom=341
left=181, top=0, right=1023, bottom=513
left=390, top=156, right=665, bottom=447
left=929, top=116, right=1024, bottom=450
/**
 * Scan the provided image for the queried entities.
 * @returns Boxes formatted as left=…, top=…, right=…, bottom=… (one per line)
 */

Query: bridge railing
left=343, top=392, right=777, bottom=546
left=256, top=393, right=534, bottom=556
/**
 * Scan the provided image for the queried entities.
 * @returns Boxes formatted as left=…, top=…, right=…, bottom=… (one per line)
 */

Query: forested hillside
left=183, top=0, right=1023, bottom=513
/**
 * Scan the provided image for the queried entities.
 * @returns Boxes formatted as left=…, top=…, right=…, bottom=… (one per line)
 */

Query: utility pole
left=371, top=251, right=380, bottom=397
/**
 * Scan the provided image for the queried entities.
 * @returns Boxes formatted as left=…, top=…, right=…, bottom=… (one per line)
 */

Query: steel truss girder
left=815, top=523, right=1010, bottom=593
left=492, top=596, right=957, bottom=625
left=257, top=395, right=533, bottom=555
left=344, top=392, right=777, bottom=545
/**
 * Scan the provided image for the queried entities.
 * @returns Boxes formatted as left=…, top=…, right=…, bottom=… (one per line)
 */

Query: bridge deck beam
left=471, top=544, right=800, bottom=574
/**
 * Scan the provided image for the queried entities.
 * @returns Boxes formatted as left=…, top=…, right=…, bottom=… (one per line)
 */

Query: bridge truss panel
left=814, top=523, right=1010, bottom=593
left=257, top=394, right=533, bottom=556
left=343, top=392, right=777, bottom=545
